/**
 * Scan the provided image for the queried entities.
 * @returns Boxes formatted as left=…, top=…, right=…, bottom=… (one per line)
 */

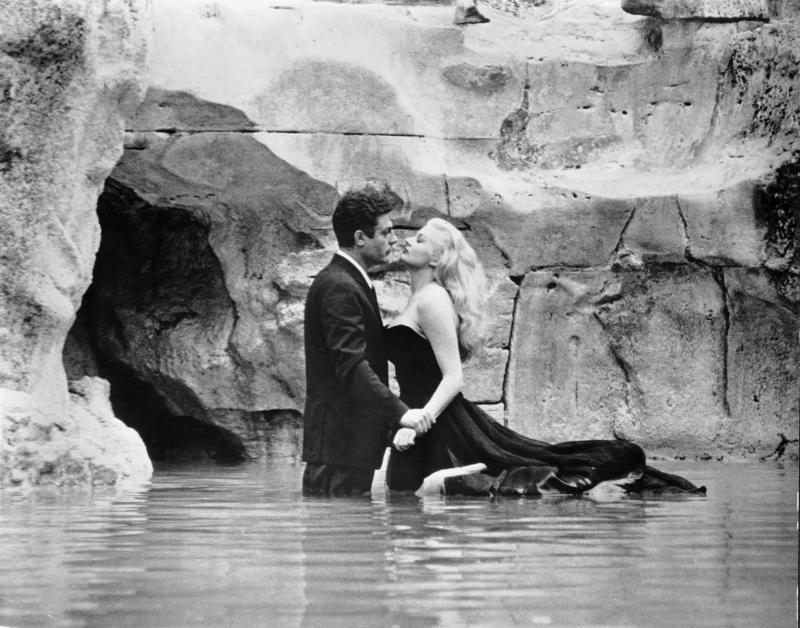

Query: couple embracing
left=302, top=185, right=704, bottom=498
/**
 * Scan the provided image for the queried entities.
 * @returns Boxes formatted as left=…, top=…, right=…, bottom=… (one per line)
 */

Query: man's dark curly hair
left=332, top=183, right=404, bottom=248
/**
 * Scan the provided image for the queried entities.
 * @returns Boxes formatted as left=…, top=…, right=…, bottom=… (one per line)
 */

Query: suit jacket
left=302, top=255, right=408, bottom=469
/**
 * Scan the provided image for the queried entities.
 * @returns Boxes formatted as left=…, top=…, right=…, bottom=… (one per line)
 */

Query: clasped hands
left=394, top=408, right=434, bottom=452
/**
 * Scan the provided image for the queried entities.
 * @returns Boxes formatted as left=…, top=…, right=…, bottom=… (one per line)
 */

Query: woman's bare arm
left=416, top=284, right=464, bottom=421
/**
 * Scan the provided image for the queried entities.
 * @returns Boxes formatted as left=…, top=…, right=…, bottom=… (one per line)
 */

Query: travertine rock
left=594, top=266, right=730, bottom=451
left=261, top=133, right=450, bottom=215
left=622, top=0, right=772, bottom=19
left=1, top=378, right=152, bottom=488
left=58, top=0, right=799, bottom=461
left=469, top=190, right=637, bottom=274
left=70, top=121, right=517, bottom=455
left=79, top=129, right=337, bottom=431
left=132, top=86, right=256, bottom=132
left=506, top=267, right=731, bottom=453
left=506, top=271, right=631, bottom=443
left=680, top=180, right=767, bottom=266
left=723, top=268, right=800, bottom=451
left=0, top=0, right=152, bottom=487
left=619, top=196, right=687, bottom=264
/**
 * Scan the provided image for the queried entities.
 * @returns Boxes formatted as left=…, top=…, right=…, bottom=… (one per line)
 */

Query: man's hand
left=393, top=427, right=417, bottom=452
left=399, top=408, right=434, bottom=435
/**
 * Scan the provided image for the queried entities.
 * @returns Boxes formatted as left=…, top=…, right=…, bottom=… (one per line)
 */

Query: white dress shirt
left=335, top=249, right=373, bottom=289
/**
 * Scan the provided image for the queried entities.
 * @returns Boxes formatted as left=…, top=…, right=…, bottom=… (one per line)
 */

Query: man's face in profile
left=361, top=214, right=397, bottom=267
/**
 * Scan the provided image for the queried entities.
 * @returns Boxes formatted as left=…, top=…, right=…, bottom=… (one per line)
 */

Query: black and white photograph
left=1, top=0, right=798, bottom=626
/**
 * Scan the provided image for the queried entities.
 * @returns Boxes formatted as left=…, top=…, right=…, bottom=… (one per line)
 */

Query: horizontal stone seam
left=520, top=262, right=765, bottom=273
left=125, top=128, right=498, bottom=140
left=208, top=408, right=302, bottom=415
left=126, top=127, right=260, bottom=133
left=652, top=16, right=771, bottom=23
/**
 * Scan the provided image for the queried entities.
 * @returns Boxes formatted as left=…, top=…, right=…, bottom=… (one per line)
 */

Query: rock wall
left=66, top=0, right=799, bottom=461
left=0, top=0, right=153, bottom=488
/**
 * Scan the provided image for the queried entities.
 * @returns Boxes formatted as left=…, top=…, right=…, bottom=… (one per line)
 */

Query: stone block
left=464, top=347, right=509, bottom=404
left=477, top=402, right=506, bottom=423
left=507, top=266, right=730, bottom=452
left=489, top=51, right=728, bottom=169
left=474, top=189, right=635, bottom=273
left=526, top=60, right=605, bottom=114
left=723, top=268, right=800, bottom=451
left=594, top=265, right=729, bottom=450
left=621, top=195, right=687, bottom=262
left=679, top=179, right=766, bottom=266
left=506, top=271, right=631, bottom=443
left=130, top=87, right=256, bottom=132
left=484, top=273, right=518, bottom=347
left=262, top=59, right=418, bottom=135
left=447, top=175, right=508, bottom=219
left=258, top=133, right=448, bottom=215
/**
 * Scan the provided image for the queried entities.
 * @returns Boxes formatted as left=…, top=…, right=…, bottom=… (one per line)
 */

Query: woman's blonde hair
left=426, top=218, right=489, bottom=360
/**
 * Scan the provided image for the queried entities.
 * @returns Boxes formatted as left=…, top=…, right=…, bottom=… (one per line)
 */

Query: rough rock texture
left=67, top=131, right=513, bottom=457
left=61, top=0, right=799, bottom=460
left=0, top=0, right=152, bottom=488
left=65, top=126, right=337, bottom=459
left=723, top=268, right=799, bottom=450
left=2, top=378, right=152, bottom=487
left=621, top=0, right=773, bottom=19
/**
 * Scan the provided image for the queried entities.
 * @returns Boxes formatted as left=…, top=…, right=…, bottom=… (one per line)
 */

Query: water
left=1, top=457, right=796, bottom=628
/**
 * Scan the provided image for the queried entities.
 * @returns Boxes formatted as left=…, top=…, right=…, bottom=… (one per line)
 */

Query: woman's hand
left=393, top=427, right=417, bottom=452
left=399, top=408, right=433, bottom=434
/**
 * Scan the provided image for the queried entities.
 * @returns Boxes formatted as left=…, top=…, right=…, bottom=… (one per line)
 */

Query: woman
left=385, top=218, right=704, bottom=496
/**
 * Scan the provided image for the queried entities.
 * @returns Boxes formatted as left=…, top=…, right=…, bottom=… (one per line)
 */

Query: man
left=302, top=185, right=432, bottom=496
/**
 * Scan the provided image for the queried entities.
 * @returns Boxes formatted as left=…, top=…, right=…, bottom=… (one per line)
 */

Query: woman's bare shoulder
left=417, top=281, right=451, bottom=303
left=417, top=282, right=456, bottom=318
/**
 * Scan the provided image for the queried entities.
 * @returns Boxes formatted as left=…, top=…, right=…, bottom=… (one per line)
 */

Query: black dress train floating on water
left=385, top=325, right=706, bottom=496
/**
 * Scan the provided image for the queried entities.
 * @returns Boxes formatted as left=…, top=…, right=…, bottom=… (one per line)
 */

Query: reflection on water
left=1, top=459, right=796, bottom=627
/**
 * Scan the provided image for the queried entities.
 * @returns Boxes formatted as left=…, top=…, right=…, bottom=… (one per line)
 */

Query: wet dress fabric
left=384, top=325, right=705, bottom=496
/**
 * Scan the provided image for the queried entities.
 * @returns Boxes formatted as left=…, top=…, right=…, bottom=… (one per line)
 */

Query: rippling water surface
left=1, top=458, right=797, bottom=627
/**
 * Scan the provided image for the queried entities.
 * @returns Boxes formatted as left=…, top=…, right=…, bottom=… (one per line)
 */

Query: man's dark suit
left=302, top=254, right=408, bottom=494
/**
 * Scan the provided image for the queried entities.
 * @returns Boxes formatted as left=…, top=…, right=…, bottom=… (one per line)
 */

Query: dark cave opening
left=63, top=178, right=249, bottom=463
left=94, top=334, right=246, bottom=463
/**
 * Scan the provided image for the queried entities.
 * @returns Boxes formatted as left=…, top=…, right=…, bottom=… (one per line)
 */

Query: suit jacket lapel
left=367, top=284, right=380, bottom=315
left=330, top=255, right=381, bottom=321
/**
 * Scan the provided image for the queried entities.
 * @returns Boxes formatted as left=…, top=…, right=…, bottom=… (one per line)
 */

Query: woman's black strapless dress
left=385, top=325, right=705, bottom=496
